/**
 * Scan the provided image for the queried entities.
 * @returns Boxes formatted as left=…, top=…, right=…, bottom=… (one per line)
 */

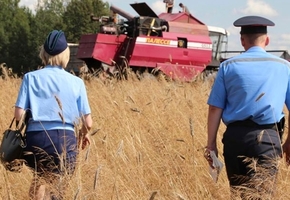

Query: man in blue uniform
left=205, top=15, right=290, bottom=198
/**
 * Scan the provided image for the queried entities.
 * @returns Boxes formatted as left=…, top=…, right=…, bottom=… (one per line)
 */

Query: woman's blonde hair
left=39, top=45, right=70, bottom=69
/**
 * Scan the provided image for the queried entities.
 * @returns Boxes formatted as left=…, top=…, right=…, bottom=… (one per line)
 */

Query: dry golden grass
left=0, top=72, right=290, bottom=199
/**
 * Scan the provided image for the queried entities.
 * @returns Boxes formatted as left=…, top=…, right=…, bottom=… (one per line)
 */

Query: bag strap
left=10, top=110, right=31, bottom=136
left=9, top=117, right=16, bottom=129
left=17, top=118, right=27, bottom=133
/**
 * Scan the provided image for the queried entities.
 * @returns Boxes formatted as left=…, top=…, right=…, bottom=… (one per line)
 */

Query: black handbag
left=0, top=117, right=27, bottom=163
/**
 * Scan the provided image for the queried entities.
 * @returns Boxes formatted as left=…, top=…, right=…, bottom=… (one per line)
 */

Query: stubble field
left=0, top=73, right=290, bottom=200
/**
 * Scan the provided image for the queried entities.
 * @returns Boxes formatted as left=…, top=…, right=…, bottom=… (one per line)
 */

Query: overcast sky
left=19, top=0, right=290, bottom=54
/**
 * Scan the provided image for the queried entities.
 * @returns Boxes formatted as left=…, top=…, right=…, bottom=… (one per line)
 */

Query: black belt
left=227, top=119, right=277, bottom=130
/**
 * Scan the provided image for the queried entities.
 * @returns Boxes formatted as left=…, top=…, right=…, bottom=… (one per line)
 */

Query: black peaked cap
left=233, top=16, right=275, bottom=34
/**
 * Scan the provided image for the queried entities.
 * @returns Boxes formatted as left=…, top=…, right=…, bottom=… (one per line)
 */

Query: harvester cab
left=76, top=2, right=228, bottom=81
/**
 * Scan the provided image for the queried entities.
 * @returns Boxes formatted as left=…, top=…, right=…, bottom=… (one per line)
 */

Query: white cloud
left=227, top=26, right=240, bottom=36
left=281, top=34, right=290, bottom=41
left=278, top=34, right=290, bottom=50
left=19, top=0, right=37, bottom=11
left=240, top=0, right=278, bottom=16
left=267, top=33, right=290, bottom=51
left=151, top=1, right=166, bottom=14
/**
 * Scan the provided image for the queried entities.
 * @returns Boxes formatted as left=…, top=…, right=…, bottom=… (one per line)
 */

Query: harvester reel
left=140, top=18, right=159, bottom=36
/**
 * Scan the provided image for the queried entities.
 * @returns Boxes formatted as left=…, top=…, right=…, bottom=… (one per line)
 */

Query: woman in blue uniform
left=14, top=30, right=93, bottom=199
left=205, top=16, right=290, bottom=198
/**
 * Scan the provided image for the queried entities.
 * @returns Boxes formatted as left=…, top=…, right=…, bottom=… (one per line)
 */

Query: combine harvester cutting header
left=76, top=2, right=229, bottom=81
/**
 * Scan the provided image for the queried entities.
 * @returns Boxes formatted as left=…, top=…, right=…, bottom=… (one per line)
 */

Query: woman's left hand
left=81, top=134, right=91, bottom=150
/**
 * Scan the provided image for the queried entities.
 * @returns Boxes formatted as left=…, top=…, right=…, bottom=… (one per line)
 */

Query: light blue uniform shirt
left=208, top=46, right=290, bottom=125
left=15, top=66, right=91, bottom=131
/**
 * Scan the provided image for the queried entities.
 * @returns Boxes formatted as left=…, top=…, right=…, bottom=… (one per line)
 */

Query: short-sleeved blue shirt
left=15, top=66, right=91, bottom=131
left=208, top=46, right=290, bottom=125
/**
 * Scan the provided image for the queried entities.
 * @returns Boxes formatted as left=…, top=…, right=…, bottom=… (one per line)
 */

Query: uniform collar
left=246, top=46, right=266, bottom=53
left=45, top=65, right=64, bottom=70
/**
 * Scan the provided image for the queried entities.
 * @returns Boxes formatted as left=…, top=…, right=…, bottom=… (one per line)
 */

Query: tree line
left=0, top=0, right=110, bottom=75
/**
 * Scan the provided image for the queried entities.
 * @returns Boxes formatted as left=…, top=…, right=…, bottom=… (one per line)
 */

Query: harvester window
left=177, top=38, right=187, bottom=48
left=209, top=32, right=227, bottom=61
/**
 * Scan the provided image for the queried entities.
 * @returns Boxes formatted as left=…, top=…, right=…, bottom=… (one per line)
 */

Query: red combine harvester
left=76, top=2, right=228, bottom=81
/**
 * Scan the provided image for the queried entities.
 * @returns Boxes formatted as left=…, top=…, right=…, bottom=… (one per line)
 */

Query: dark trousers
left=222, top=124, right=282, bottom=198
left=23, top=130, right=78, bottom=199
left=24, top=129, right=77, bottom=175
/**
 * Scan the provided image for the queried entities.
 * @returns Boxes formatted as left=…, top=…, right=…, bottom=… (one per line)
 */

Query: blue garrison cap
left=44, top=30, right=68, bottom=56
left=233, top=16, right=275, bottom=34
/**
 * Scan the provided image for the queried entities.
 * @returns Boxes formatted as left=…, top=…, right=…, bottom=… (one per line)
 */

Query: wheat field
left=0, top=72, right=290, bottom=200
